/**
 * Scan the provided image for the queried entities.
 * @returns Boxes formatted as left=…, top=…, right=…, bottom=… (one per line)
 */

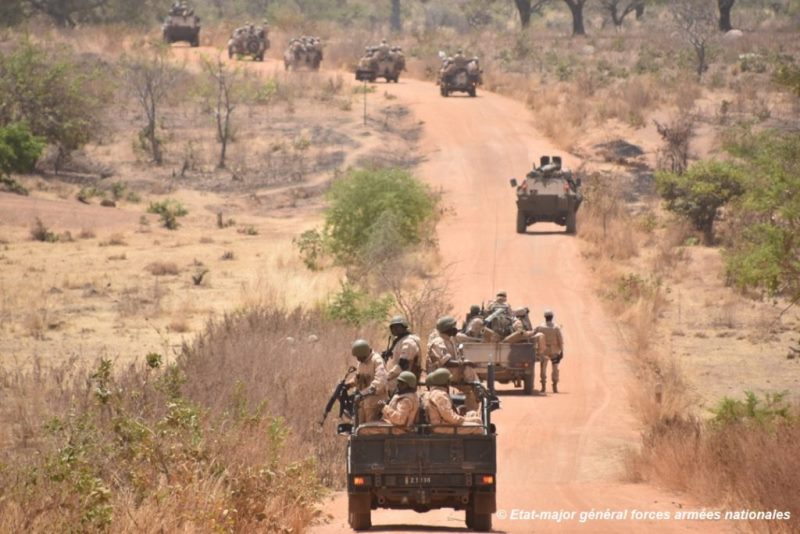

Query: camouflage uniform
left=427, top=327, right=479, bottom=411
left=386, top=333, right=424, bottom=393
left=455, top=317, right=489, bottom=343
left=422, top=387, right=481, bottom=426
left=533, top=313, right=564, bottom=392
left=487, top=291, right=512, bottom=313
left=381, top=391, right=420, bottom=430
left=347, top=349, right=389, bottom=423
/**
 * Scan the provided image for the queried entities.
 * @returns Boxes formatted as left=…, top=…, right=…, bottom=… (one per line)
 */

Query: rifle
left=552, top=351, right=564, bottom=365
left=380, top=335, right=402, bottom=363
left=319, top=366, right=356, bottom=426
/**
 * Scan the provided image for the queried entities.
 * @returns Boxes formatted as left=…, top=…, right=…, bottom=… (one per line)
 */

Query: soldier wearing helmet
left=379, top=371, right=420, bottom=431
left=427, top=315, right=480, bottom=411
left=383, top=315, right=424, bottom=394
left=488, top=290, right=512, bottom=313
left=456, top=317, right=493, bottom=343
left=421, top=369, right=481, bottom=429
left=346, top=339, right=389, bottom=423
left=533, top=309, right=564, bottom=393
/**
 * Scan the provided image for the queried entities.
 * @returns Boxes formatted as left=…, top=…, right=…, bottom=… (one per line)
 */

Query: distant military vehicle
left=355, top=43, right=405, bottom=83
left=284, top=36, right=323, bottom=71
left=325, top=370, right=500, bottom=531
left=511, top=155, right=583, bottom=234
left=228, top=24, right=269, bottom=61
left=439, top=55, right=482, bottom=97
left=162, top=3, right=200, bottom=47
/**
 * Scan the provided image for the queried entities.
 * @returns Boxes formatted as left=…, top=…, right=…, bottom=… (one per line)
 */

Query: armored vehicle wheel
left=471, top=510, right=492, bottom=532
left=566, top=210, right=577, bottom=234
left=348, top=511, right=371, bottom=531
left=442, top=87, right=450, bottom=97
left=468, top=86, right=477, bottom=97
left=191, top=37, right=200, bottom=47
left=440, top=85, right=447, bottom=97
left=523, top=373, right=533, bottom=395
left=516, top=210, right=526, bottom=234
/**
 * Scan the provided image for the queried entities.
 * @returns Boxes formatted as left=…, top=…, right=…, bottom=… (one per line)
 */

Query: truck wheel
left=516, top=211, right=526, bottom=234
left=472, top=512, right=492, bottom=532
left=523, top=373, right=533, bottom=395
left=468, top=86, right=477, bottom=97
left=566, top=210, right=577, bottom=234
left=466, top=508, right=474, bottom=529
left=348, top=511, right=371, bottom=531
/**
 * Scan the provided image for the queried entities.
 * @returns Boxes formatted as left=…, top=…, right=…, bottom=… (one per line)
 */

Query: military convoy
left=162, top=2, right=200, bottom=47
left=511, top=155, right=583, bottom=234
left=227, top=23, right=269, bottom=61
left=438, top=53, right=482, bottom=97
left=332, top=372, right=499, bottom=531
left=284, top=36, right=323, bottom=71
left=355, top=42, right=406, bottom=83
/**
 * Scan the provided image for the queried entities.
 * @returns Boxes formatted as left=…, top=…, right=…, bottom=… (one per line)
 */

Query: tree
left=124, top=45, right=181, bottom=165
left=656, top=160, right=745, bottom=244
left=0, top=123, right=45, bottom=195
left=201, top=56, right=244, bottom=169
left=718, top=0, right=735, bottom=32
left=513, top=0, right=553, bottom=27
left=601, top=0, right=645, bottom=26
left=670, top=0, right=718, bottom=78
left=323, top=167, right=436, bottom=266
left=0, top=41, right=106, bottom=173
left=25, top=0, right=110, bottom=27
left=390, top=0, right=401, bottom=32
left=563, top=0, right=589, bottom=36
left=724, top=130, right=800, bottom=302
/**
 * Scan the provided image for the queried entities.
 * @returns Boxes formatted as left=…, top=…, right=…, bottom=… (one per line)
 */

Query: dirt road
left=178, top=49, right=733, bottom=533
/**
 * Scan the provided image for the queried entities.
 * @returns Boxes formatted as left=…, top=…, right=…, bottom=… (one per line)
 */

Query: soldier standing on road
left=379, top=371, right=420, bottom=431
left=422, top=368, right=481, bottom=427
left=533, top=309, right=564, bottom=393
left=347, top=339, right=389, bottom=423
left=428, top=316, right=479, bottom=411
left=384, top=315, right=424, bottom=394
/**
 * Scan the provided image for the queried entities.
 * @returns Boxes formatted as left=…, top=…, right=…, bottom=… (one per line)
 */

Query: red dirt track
left=179, top=48, right=734, bottom=533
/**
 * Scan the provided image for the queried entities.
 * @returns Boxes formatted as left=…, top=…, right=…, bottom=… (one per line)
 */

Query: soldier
left=378, top=371, right=420, bottom=431
left=456, top=317, right=492, bottom=343
left=378, top=39, right=390, bottom=58
left=428, top=315, right=479, bottom=411
left=346, top=339, right=389, bottom=423
left=453, top=49, right=467, bottom=68
left=384, top=315, right=424, bottom=394
left=533, top=309, right=564, bottom=393
left=422, top=368, right=481, bottom=427
left=487, top=290, right=512, bottom=312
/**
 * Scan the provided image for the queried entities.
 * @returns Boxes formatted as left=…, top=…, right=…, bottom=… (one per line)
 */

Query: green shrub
left=147, top=199, right=188, bottom=230
left=711, top=391, right=794, bottom=429
left=325, top=282, right=393, bottom=326
left=30, top=217, right=59, bottom=242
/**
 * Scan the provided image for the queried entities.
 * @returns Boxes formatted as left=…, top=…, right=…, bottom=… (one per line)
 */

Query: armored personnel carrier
left=162, top=3, right=200, bottom=47
left=228, top=24, right=269, bottom=61
left=439, top=56, right=482, bottom=97
left=355, top=43, right=405, bottom=83
left=283, top=36, right=323, bottom=70
left=511, top=155, right=583, bottom=234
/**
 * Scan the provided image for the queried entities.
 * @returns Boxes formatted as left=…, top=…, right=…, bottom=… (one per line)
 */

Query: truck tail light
left=352, top=475, right=371, bottom=486
left=476, top=474, right=494, bottom=485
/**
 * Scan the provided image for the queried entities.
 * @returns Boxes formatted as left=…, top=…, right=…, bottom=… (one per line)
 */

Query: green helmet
left=351, top=339, right=371, bottom=359
left=469, top=304, right=480, bottom=315
left=436, top=315, right=457, bottom=333
left=397, top=371, right=417, bottom=389
left=425, top=368, right=452, bottom=386
left=389, top=315, right=409, bottom=328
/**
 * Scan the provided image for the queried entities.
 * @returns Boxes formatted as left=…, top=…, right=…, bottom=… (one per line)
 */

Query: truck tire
left=523, top=373, right=533, bottom=395
left=516, top=210, right=526, bottom=234
left=349, top=511, right=371, bottom=530
left=472, top=512, right=492, bottom=532
left=566, top=209, right=577, bottom=234
left=468, top=86, right=477, bottom=97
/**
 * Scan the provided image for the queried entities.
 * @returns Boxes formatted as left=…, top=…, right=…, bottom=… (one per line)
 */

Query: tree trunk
left=635, top=2, right=644, bottom=20
left=390, top=0, right=401, bottom=32
left=696, top=43, right=707, bottom=78
left=564, top=0, right=586, bottom=36
left=718, top=0, right=734, bottom=32
left=515, top=0, right=532, bottom=27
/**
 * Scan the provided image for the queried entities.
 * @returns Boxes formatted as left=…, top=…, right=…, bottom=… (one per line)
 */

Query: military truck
left=284, top=36, right=323, bottom=71
left=439, top=58, right=482, bottom=97
left=460, top=306, right=537, bottom=394
left=329, top=372, right=500, bottom=531
left=511, top=155, right=582, bottom=234
left=228, top=25, right=269, bottom=61
left=162, top=5, right=200, bottom=47
left=355, top=45, right=405, bottom=83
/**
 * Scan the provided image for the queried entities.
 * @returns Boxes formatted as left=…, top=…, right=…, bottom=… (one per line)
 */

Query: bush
left=147, top=199, right=188, bottom=230
left=30, top=218, right=59, bottom=242
left=325, top=282, right=394, bottom=326
left=656, top=161, right=745, bottom=244
left=324, top=167, right=436, bottom=265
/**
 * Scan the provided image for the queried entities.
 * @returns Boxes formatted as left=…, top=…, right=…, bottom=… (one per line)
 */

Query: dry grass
left=145, top=261, right=180, bottom=276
